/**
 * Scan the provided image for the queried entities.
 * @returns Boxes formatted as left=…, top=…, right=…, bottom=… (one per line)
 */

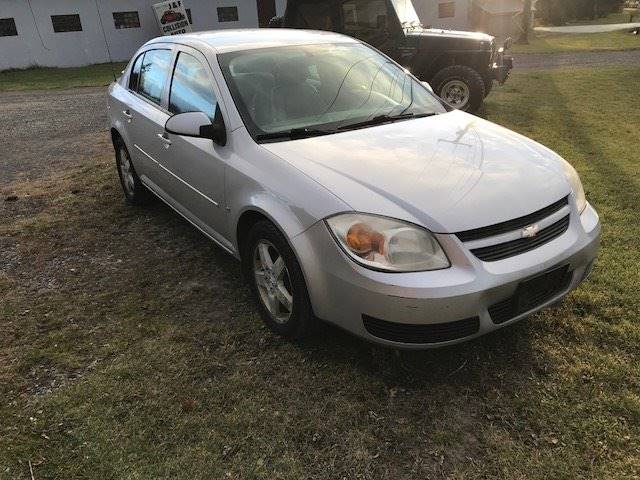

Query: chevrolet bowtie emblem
left=522, top=224, right=540, bottom=238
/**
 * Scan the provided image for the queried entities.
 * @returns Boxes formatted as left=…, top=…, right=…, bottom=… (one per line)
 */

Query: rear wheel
left=431, top=65, right=486, bottom=113
left=242, top=221, right=316, bottom=340
left=114, top=140, right=150, bottom=205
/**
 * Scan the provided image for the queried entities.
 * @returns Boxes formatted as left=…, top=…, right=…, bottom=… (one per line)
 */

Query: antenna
left=94, top=0, right=117, bottom=81
left=26, top=0, right=50, bottom=50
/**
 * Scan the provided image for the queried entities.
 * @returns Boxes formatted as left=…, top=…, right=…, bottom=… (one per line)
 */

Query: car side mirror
left=421, top=81, right=434, bottom=93
left=164, top=105, right=227, bottom=146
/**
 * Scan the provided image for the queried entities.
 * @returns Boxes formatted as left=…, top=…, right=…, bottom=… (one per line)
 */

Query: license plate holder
left=516, top=265, right=569, bottom=312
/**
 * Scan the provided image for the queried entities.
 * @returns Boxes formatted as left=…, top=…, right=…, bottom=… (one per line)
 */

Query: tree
left=518, top=0, right=533, bottom=44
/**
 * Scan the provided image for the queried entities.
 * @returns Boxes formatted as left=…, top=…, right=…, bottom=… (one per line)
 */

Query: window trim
left=0, top=17, right=18, bottom=37
left=51, top=14, right=83, bottom=33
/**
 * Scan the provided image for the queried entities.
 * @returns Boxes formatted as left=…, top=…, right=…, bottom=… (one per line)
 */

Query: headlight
left=325, top=213, right=450, bottom=272
left=562, top=161, right=587, bottom=213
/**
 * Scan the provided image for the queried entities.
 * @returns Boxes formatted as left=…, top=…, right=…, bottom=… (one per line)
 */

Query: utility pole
left=518, top=0, right=533, bottom=44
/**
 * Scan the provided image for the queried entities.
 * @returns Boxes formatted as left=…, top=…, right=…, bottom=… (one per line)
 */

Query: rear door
left=123, top=47, right=174, bottom=189
left=156, top=45, right=230, bottom=246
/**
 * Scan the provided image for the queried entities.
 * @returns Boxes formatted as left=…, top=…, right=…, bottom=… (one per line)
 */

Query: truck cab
left=271, top=0, right=513, bottom=112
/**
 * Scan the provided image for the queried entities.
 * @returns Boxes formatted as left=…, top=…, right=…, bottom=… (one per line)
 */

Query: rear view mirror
left=165, top=105, right=227, bottom=146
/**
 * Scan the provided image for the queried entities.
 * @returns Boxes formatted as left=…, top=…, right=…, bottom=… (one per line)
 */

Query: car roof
left=145, top=28, right=358, bottom=54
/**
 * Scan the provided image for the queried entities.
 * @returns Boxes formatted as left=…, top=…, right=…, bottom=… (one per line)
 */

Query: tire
left=431, top=65, right=486, bottom=113
left=483, top=76, right=494, bottom=97
left=114, top=139, right=151, bottom=205
left=242, top=220, right=316, bottom=340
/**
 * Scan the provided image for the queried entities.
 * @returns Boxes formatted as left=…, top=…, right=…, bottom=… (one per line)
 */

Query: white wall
left=0, top=0, right=288, bottom=70
left=413, top=0, right=471, bottom=31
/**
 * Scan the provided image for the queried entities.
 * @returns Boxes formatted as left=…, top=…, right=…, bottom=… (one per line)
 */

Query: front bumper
left=491, top=56, right=513, bottom=84
left=291, top=202, right=600, bottom=349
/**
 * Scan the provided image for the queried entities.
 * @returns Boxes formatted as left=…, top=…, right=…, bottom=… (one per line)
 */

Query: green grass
left=567, top=12, right=633, bottom=25
left=0, top=62, right=127, bottom=91
left=1, top=66, right=640, bottom=479
left=511, top=30, right=640, bottom=53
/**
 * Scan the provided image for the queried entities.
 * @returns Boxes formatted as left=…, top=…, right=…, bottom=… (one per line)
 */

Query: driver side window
left=169, top=51, right=217, bottom=121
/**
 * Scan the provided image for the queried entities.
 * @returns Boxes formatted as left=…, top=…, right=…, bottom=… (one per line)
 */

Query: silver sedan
left=107, top=29, right=600, bottom=348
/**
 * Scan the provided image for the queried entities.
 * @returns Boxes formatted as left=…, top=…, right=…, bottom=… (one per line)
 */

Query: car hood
left=261, top=110, right=571, bottom=233
left=407, top=28, right=494, bottom=43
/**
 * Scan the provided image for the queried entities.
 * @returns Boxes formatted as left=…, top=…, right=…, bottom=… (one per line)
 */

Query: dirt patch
left=0, top=87, right=109, bottom=188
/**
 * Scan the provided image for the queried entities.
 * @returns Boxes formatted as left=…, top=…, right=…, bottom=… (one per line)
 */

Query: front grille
left=489, top=266, right=573, bottom=324
left=470, top=215, right=570, bottom=262
left=456, top=197, right=568, bottom=242
left=362, top=315, right=480, bottom=344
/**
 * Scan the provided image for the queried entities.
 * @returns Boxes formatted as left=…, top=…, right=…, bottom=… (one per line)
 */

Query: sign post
left=153, top=1, right=192, bottom=36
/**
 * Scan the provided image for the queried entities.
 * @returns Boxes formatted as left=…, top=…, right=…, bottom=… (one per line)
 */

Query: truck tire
left=431, top=65, right=485, bottom=113
left=483, top=75, right=494, bottom=97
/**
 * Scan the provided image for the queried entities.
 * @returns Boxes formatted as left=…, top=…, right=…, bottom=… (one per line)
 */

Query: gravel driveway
left=513, top=49, right=640, bottom=69
left=0, top=86, right=109, bottom=188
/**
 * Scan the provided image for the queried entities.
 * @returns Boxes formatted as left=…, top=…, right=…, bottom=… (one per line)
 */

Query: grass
left=511, top=30, right=640, bottom=53
left=0, top=62, right=127, bottom=91
left=1, top=66, right=640, bottom=479
left=567, top=12, right=633, bottom=25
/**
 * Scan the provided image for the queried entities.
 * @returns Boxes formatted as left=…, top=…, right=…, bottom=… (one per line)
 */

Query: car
left=269, top=0, right=513, bottom=113
left=160, top=10, right=185, bottom=24
left=107, top=29, right=600, bottom=349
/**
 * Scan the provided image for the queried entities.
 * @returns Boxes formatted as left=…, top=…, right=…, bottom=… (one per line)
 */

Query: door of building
left=257, top=0, right=277, bottom=27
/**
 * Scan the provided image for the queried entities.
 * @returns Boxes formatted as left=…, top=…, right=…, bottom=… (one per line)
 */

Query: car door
left=156, top=46, right=230, bottom=247
left=123, top=47, right=174, bottom=189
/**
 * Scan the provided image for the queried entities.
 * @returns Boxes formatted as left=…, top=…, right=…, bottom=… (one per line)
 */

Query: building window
left=113, top=11, right=141, bottom=29
left=438, top=2, right=456, bottom=18
left=0, top=18, right=18, bottom=36
left=51, top=14, right=82, bottom=33
left=217, top=6, right=239, bottom=22
left=186, top=8, right=193, bottom=24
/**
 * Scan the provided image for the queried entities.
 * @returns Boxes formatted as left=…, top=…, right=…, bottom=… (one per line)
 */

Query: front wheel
left=431, top=65, right=486, bottom=113
left=242, top=221, right=316, bottom=340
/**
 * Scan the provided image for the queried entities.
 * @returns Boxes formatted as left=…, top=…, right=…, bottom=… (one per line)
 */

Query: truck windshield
left=218, top=43, right=445, bottom=141
left=389, top=0, right=421, bottom=25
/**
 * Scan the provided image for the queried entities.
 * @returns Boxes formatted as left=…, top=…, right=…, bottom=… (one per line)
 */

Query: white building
left=0, top=0, right=286, bottom=70
left=0, top=1, right=531, bottom=71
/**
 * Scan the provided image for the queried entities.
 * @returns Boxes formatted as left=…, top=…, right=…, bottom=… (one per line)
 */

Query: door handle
left=122, top=110, right=133, bottom=122
left=157, top=133, right=172, bottom=147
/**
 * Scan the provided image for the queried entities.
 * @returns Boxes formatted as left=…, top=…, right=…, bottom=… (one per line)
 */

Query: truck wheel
left=431, top=66, right=485, bottom=113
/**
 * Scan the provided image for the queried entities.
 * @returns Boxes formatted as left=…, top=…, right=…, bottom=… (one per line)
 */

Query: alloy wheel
left=253, top=240, right=293, bottom=324
left=119, top=146, right=136, bottom=196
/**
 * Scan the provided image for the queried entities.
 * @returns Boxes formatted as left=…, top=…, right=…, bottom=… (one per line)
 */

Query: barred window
left=217, top=6, right=239, bottom=22
left=113, top=11, right=141, bottom=29
left=51, top=14, right=82, bottom=33
left=438, top=2, right=456, bottom=18
left=0, top=18, right=18, bottom=37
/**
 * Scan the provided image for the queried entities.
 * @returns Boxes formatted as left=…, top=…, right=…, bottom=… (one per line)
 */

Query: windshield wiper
left=337, top=112, right=437, bottom=131
left=256, top=127, right=337, bottom=142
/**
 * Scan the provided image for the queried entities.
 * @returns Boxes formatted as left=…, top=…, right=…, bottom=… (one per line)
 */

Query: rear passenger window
left=169, top=52, right=217, bottom=120
left=137, top=49, right=172, bottom=105
left=129, top=54, right=144, bottom=91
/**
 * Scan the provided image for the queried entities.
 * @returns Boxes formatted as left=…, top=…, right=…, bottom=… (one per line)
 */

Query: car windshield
left=218, top=42, right=445, bottom=141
